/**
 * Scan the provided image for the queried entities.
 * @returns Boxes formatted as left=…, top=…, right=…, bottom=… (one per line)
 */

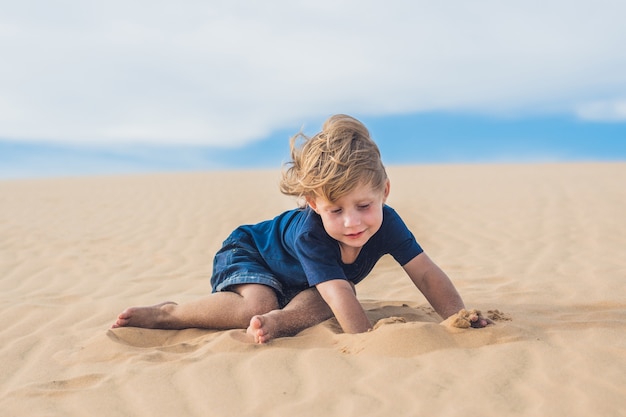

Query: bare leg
left=247, top=287, right=334, bottom=343
left=112, top=284, right=279, bottom=330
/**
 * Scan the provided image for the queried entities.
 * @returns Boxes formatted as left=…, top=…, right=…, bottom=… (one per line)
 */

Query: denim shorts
left=210, top=229, right=298, bottom=307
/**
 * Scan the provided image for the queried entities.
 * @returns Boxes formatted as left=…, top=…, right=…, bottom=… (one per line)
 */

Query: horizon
left=2, top=112, right=625, bottom=179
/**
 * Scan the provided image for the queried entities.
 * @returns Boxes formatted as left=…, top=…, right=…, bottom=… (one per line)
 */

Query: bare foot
left=246, top=314, right=279, bottom=344
left=111, top=301, right=178, bottom=329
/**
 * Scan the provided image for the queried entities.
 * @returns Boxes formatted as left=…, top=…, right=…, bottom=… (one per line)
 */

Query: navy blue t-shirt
left=235, top=205, right=423, bottom=290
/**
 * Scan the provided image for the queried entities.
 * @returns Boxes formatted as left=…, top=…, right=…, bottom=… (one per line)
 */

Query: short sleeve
left=293, top=231, right=347, bottom=287
left=381, top=206, right=423, bottom=266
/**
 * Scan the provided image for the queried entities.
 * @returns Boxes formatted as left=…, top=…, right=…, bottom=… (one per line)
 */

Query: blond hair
left=280, top=114, right=387, bottom=205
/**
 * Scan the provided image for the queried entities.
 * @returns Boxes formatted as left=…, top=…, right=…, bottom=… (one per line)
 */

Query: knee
left=247, top=295, right=279, bottom=316
left=243, top=288, right=279, bottom=316
left=232, top=284, right=280, bottom=319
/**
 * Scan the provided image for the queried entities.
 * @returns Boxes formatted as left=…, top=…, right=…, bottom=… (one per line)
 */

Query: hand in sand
left=442, top=309, right=493, bottom=329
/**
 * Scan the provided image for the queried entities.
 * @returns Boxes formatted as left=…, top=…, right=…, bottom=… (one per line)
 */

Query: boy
left=113, top=115, right=489, bottom=342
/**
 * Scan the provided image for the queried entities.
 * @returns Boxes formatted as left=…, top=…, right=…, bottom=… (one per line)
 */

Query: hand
left=469, top=310, right=493, bottom=328
left=441, top=308, right=493, bottom=329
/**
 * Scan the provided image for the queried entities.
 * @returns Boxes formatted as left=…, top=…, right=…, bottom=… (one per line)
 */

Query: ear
left=382, top=179, right=391, bottom=203
left=306, top=196, right=319, bottom=213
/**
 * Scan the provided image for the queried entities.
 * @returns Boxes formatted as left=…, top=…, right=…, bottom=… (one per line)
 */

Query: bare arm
left=403, top=252, right=465, bottom=320
left=315, top=279, right=372, bottom=333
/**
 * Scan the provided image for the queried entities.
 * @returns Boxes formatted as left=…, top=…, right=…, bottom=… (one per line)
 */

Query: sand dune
left=1, top=163, right=625, bottom=416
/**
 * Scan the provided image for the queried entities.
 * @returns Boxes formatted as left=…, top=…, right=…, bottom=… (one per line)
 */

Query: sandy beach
left=1, top=162, right=625, bottom=416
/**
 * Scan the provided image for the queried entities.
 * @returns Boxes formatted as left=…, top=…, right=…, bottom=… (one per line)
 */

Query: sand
left=1, top=163, right=625, bottom=416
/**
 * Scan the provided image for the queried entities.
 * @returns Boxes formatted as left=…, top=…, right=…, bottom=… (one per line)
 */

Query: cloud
left=1, top=0, right=625, bottom=146
left=575, top=99, right=626, bottom=121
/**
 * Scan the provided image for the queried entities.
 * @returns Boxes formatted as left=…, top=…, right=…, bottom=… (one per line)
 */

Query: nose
left=343, top=210, right=361, bottom=228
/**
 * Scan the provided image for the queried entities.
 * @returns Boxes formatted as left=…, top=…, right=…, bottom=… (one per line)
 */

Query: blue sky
left=1, top=1, right=625, bottom=179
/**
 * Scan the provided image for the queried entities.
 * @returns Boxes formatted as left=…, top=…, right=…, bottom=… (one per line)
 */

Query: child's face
left=307, top=180, right=390, bottom=254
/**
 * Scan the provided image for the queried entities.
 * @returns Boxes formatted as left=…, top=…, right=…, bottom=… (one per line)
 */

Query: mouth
left=345, top=230, right=365, bottom=239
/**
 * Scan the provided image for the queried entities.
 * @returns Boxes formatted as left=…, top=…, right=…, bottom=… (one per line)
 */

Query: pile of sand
left=1, top=163, right=624, bottom=416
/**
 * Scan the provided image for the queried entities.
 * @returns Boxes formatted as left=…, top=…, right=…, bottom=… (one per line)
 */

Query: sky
left=1, top=1, right=625, bottom=179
